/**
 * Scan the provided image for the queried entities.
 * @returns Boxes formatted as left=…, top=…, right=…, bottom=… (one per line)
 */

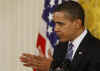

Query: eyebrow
left=54, top=22, right=64, bottom=25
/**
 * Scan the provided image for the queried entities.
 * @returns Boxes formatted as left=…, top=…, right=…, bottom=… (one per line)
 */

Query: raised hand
left=20, top=48, right=53, bottom=71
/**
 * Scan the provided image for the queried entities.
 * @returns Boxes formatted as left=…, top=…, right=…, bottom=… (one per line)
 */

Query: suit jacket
left=50, top=32, right=100, bottom=71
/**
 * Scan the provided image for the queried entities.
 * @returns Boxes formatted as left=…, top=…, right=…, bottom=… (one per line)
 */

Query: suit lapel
left=71, top=32, right=91, bottom=69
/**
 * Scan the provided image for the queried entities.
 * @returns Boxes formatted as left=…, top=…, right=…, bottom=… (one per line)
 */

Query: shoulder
left=85, top=32, right=100, bottom=58
left=83, top=31, right=100, bottom=46
left=86, top=32, right=100, bottom=47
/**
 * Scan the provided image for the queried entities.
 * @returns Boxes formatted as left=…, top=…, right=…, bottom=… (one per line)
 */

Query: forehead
left=53, top=11, right=65, bottom=18
left=53, top=12, right=66, bottom=22
left=53, top=11, right=72, bottom=21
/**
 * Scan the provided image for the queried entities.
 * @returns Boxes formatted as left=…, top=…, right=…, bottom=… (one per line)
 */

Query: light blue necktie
left=65, top=42, right=73, bottom=61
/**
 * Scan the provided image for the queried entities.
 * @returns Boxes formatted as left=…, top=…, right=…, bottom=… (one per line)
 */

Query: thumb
left=48, top=48, right=53, bottom=58
left=48, top=49, right=53, bottom=61
left=38, top=47, right=44, bottom=57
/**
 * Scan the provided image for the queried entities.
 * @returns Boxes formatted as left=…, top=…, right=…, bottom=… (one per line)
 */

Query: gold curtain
left=78, top=0, right=100, bottom=39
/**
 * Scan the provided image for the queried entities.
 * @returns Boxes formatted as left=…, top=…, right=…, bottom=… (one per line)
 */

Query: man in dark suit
left=20, top=1, right=100, bottom=71
left=51, top=1, right=100, bottom=71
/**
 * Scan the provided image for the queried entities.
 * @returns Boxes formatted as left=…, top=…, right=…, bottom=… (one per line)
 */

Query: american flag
left=36, top=0, right=65, bottom=57
left=34, top=0, right=69, bottom=71
left=42, top=0, right=72, bottom=48
left=42, top=0, right=65, bottom=49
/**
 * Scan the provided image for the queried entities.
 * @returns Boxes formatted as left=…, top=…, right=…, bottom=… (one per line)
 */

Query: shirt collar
left=69, top=29, right=87, bottom=49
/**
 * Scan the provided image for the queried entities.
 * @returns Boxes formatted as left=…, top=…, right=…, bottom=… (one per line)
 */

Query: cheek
left=61, top=30, right=69, bottom=37
left=62, top=27, right=73, bottom=36
left=61, top=27, right=70, bottom=33
left=60, top=24, right=74, bottom=36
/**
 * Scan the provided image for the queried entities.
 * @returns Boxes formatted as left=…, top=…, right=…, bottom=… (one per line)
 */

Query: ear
left=73, top=19, right=82, bottom=29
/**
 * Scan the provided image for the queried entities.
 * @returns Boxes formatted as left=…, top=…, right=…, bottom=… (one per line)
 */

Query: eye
left=55, top=22, right=64, bottom=26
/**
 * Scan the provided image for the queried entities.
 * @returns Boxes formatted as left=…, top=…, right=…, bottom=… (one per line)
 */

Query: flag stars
left=55, top=40, right=59, bottom=45
left=58, top=0, right=62, bottom=4
left=50, top=0, right=55, bottom=7
left=48, top=13, right=53, bottom=22
left=48, top=26, right=53, bottom=35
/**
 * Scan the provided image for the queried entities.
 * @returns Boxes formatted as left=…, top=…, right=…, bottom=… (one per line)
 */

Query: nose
left=54, top=24, right=60, bottom=32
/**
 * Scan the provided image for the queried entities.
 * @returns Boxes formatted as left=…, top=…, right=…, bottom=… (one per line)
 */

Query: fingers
left=38, top=47, right=44, bottom=57
left=19, top=48, right=53, bottom=70
left=20, top=53, right=32, bottom=63
left=23, top=61, right=39, bottom=68
left=22, top=53, right=32, bottom=57
left=20, top=53, right=43, bottom=66
left=20, top=53, right=40, bottom=68
left=19, top=51, right=53, bottom=71
left=20, top=53, right=40, bottom=60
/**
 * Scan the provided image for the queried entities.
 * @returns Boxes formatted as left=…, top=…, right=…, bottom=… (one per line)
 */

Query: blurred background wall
left=0, top=0, right=43, bottom=71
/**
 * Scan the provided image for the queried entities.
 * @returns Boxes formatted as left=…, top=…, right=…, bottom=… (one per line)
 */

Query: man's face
left=53, top=11, right=78, bottom=42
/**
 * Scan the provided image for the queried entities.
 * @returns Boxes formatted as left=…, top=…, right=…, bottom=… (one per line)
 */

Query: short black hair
left=53, top=1, right=85, bottom=25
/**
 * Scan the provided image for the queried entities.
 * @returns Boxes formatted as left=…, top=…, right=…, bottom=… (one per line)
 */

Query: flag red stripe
left=33, top=33, right=46, bottom=71
left=36, top=33, right=46, bottom=55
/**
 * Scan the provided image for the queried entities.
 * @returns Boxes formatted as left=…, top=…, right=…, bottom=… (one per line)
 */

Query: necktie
left=65, top=42, right=73, bottom=61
